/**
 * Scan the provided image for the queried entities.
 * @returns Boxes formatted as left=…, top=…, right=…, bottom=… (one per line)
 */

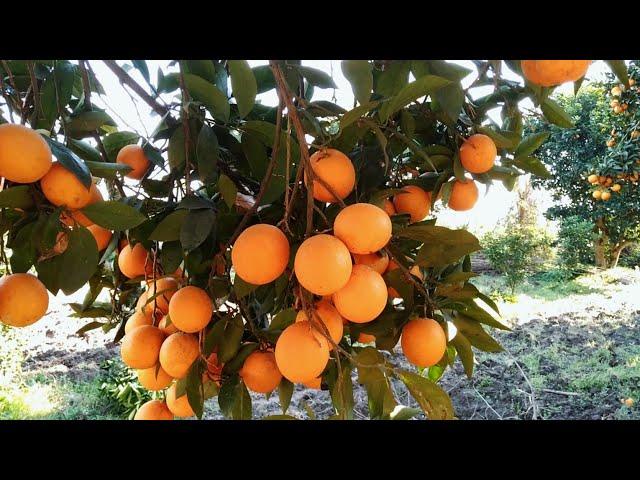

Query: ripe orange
left=632, top=130, right=640, bottom=139
left=158, top=332, right=200, bottom=379
left=158, top=315, right=180, bottom=335
left=521, top=60, right=591, bottom=87
left=448, top=179, right=479, bottom=211
left=137, top=365, right=173, bottom=391
left=134, top=399, right=173, bottom=420
left=294, top=234, right=352, bottom=296
left=0, top=273, right=49, bottom=327
left=333, top=264, right=387, bottom=323
left=611, top=183, right=621, bottom=192
left=116, top=144, right=151, bottom=180
left=401, top=317, right=447, bottom=368
left=168, top=285, right=213, bottom=333
left=0, top=123, right=52, bottom=183
left=587, top=174, right=599, bottom=184
left=146, top=277, right=179, bottom=315
left=611, top=86, right=623, bottom=96
left=383, top=199, right=396, bottom=216
left=592, top=190, right=602, bottom=199
left=353, top=251, right=389, bottom=275
left=87, top=224, right=112, bottom=251
left=275, top=321, right=330, bottom=383
left=166, top=382, right=195, bottom=417
left=307, top=148, right=356, bottom=203
left=302, top=376, right=322, bottom=389
left=61, top=183, right=103, bottom=227
left=120, top=325, right=165, bottom=369
left=333, top=203, right=392, bottom=255
left=231, top=224, right=290, bottom=285
left=40, top=163, right=92, bottom=209
left=118, top=243, right=152, bottom=279
left=125, top=310, right=153, bottom=334
left=357, top=332, right=376, bottom=344
left=386, top=261, right=423, bottom=298
left=295, top=300, right=344, bottom=345
left=601, top=191, right=611, bottom=201
left=240, top=350, right=283, bottom=393
left=393, top=185, right=431, bottom=223
left=459, top=134, right=497, bottom=174
left=613, top=105, right=623, bottom=114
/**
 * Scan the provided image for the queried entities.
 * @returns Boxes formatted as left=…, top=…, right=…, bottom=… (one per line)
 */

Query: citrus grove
left=0, top=59, right=626, bottom=420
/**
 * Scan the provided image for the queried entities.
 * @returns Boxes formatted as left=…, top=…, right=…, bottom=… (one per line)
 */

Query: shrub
left=619, top=243, right=640, bottom=268
left=557, top=216, right=595, bottom=276
left=98, top=359, right=157, bottom=420
left=482, top=225, right=554, bottom=294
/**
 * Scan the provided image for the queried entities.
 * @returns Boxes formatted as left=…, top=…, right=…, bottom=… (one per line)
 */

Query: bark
left=594, top=217, right=610, bottom=269
left=610, top=241, right=634, bottom=269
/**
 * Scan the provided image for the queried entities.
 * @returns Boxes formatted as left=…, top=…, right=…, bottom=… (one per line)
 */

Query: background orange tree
left=0, top=59, right=626, bottom=419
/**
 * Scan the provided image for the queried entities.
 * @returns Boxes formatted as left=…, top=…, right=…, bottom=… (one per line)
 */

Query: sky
left=5, top=60, right=616, bottom=235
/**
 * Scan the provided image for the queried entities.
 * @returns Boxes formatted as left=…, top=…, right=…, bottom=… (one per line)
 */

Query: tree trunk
left=594, top=217, right=610, bottom=269
left=610, top=241, right=633, bottom=269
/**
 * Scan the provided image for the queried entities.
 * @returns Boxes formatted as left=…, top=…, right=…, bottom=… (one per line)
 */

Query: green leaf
left=268, top=308, right=296, bottom=331
left=450, top=331, right=474, bottom=378
left=186, top=360, right=204, bottom=419
left=85, top=161, right=132, bottom=178
left=168, top=127, right=186, bottom=171
left=451, top=300, right=510, bottom=331
left=43, top=137, right=92, bottom=188
left=327, top=362, right=354, bottom=420
left=397, top=370, right=454, bottom=420
left=218, top=315, right=245, bottom=363
left=376, top=61, right=411, bottom=98
left=475, top=125, right=517, bottom=150
left=149, top=210, right=188, bottom=241
left=218, top=174, right=237, bottom=208
left=218, top=375, right=252, bottom=420
left=512, top=155, right=551, bottom=178
left=65, top=110, right=117, bottom=138
left=81, top=201, right=147, bottom=231
left=295, top=65, right=337, bottom=89
left=228, top=60, right=257, bottom=118
left=355, top=348, right=397, bottom=419
left=263, top=414, right=297, bottom=420
left=36, top=226, right=99, bottom=295
left=339, top=101, right=380, bottom=131
left=0, top=186, right=34, bottom=209
left=278, top=379, right=294, bottom=414
left=182, top=73, right=230, bottom=122
left=196, top=125, right=219, bottom=183
left=387, top=405, right=422, bottom=420
left=180, top=208, right=215, bottom=252
left=233, top=275, right=258, bottom=299
left=253, top=65, right=276, bottom=94
left=379, top=75, right=451, bottom=122
left=221, top=342, right=259, bottom=375
left=159, top=240, right=182, bottom=274
left=605, top=60, right=629, bottom=88
left=131, top=60, right=150, bottom=83
left=514, top=131, right=550, bottom=158
left=102, top=131, right=140, bottom=162
left=452, top=314, right=503, bottom=352
left=67, top=138, right=102, bottom=164
left=397, top=225, right=481, bottom=267
left=435, top=82, right=465, bottom=123
left=442, top=271, right=478, bottom=284
left=39, top=62, right=75, bottom=130
left=540, top=98, right=575, bottom=128
left=341, top=60, right=373, bottom=105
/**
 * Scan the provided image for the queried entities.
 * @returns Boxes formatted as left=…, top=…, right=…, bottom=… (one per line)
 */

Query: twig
left=178, top=65, right=193, bottom=195
left=541, top=388, right=581, bottom=397
left=27, top=61, right=42, bottom=125
left=473, top=386, right=503, bottom=419
left=505, top=347, right=540, bottom=420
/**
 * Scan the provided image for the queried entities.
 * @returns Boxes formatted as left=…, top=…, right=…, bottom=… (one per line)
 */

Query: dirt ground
left=10, top=267, right=640, bottom=420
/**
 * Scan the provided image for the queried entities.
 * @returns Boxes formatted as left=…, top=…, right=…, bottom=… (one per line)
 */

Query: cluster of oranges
left=609, top=79, right=636, bottom=115
left=588, top=172, right=637, bottom=200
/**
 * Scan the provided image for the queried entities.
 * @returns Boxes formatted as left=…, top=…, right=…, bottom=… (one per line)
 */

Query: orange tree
left=0, top=59, right=625, bottom=420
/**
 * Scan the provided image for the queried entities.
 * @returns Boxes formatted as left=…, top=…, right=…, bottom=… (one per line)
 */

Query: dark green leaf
left=196, top=125, right=219, bottom=183
left=44, top=137, right=92, bottom=188
left=218, top=174, right=237, bottom=208
left=268, top=308, right=296, bottom=331
left=278, top=379, right=294, bottom=414
left=605, top=60, right=629, bottom=88
left=512, top=155, right=551, bottom=178
left=228, top=60, right=257, bottom=118
left=131, top=60, right=150, bottom=83
left=65, top=111, right=117, bottom=138
left=81, top=201, right=147, bottom=231
left=180, top=208, right=215, bottom=252
left=233, top=274, right=257, bottom=299
left=450, top=331, right=474, bottom=378
left=0, top=186, right=34, bottom=209
left=102, top=131, right=140, bottom=162
left=514, top=131, right=550, bottom=158
left=341, top=60, right=373, bottom=106
left=339, top=100, right=380, bottom=131
left=541, top=98, right=575, bottom=128
left=295, top=65, right=337, bottom=89
left=85, top=161, right=132, bottom=178
left=397, top=225, right=481, bottom=267
left=149, top=210, right=188, bottom=241
left=452, top=314, right=503, bottom=352
left=182, top=73, right=230, bottom=122
left=186, top=360, right=204, bottom=419
left=379, top=75, right=451, bottom=122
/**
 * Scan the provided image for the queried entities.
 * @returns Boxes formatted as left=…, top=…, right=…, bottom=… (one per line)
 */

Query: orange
left=611, top=183, right=621, bottom=192
left=240, top=350, right=283, bottom=393
left=137, top=365, right=173, bottom=391
left=168, top=285, right=213, bottom=333
left=521, top=60, right=591, bottom=87
left=117, top=243, right=152, bottom=279
left=448, top=180, right=479, bottom=211
left=275, top=321, right=330, bottom=383
left=302, top=376, right=322, bottom=389
left=386, top=260, right=423, bottom=298
left=120, top=325, right=165, bottom=369
left=592, top=190, right=602, bottom=199
left=393, top=185, right=431, bottom=223
left=116, top=144, right=151, bottom=180
left=231, top=224, right=290, bottom=285
left=459, top=134, right=496, bottom=174
left=159, top=332, right=200, bottom=379
left=134, top=399, right=173, bottom=420
left=0, top=123, right=52, bottom=183
left=146, top=277, right=179, bottom=315
left=295, top=300, right=344, bottom=345
left=40, top=163, right=92, bottom=209
left=401, top=317, right=447, bottom=368
left=61, top=183, right=103, bottom=227
left=353, top=251, right=389, bottom=275
left=587, top=174, right=599, bottom=184
left=166, top=382, right=195, bottom=417
left=307, top=148, right=355, bottom=203
left=601, top=191, right=611, bottom=201
left=0, top=273, right=49, bottom=327
left=383, top=199, right=396, bottom=216
left=357, top=332, right=376, bottom=344
left=294, top=234, right=352, bottom=296
left=87, top=224, right=112, bottom=251
left=124, top=310, right=153, bottom=334
left=158, top=315, right=180, bottom=335
left=332, top=265, right=387, bottom=323
left=333, top=203, right=392, bottom=255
